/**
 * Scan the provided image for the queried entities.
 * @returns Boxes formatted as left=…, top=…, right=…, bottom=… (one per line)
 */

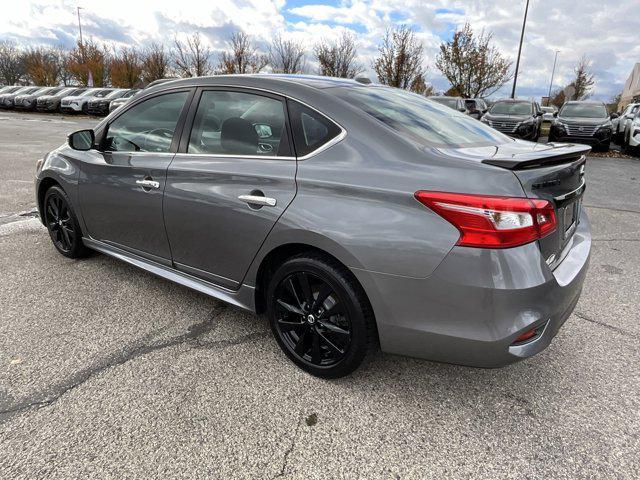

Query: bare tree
left=314, top=31, right=362, bottom=78
left=549, top=87, right=566, bottom=109
left=110, top=47, right=143, bottom=88
left=141, top=42, right=171, bottom=84
left=409, top=73, right=434, bottom=95
left=217, top=32, right=268, bottom=74
left=372, top=26, right=425, bottom=89
left=23, top=46, right=62, bottom=86
left=568, top=55, right=595, bottom=100
left=173, top=33, right=213, bottom=77
left=268, top=35, right=306, bottom=74
left=0, top=40, right=26, bottom=85
left=435, top=23, right=512, bottom=98
left=66, top=39, right=110, bottom=87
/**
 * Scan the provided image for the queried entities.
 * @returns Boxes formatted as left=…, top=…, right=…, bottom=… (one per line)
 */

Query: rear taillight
left=415, top=191, right=556, bottom=248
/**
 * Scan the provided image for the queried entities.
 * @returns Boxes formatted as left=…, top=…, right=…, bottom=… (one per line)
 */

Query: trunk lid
left=437, top=141, right=590, bottom=267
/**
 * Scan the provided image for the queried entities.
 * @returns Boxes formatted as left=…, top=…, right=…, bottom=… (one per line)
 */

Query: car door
left=78, top=89, right=192, bottom=263
left=163, top=88, right=297, bottom=289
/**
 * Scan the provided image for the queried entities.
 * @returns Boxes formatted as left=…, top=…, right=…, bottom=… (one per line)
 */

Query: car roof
left=493, top=98, right=531, bottom=103
left=564, top=100, right=604, bottom=105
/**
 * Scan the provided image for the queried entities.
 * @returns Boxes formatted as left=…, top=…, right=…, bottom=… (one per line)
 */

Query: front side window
left=104, top=91, right=188, bottom=153
left=333, top=86, right=509, bottom=148
left=188, top=90, right=287, bottom=157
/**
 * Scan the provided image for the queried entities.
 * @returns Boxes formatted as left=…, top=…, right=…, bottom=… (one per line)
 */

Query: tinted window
left=188, top=90, right=287, bottom=156
left=333, top=87, right=509, bottom=148
left=288, top=101, right=342, bottom=156
left=560, top=103, right=607, bottom=118
left=104, top=91, right=188, bottom=153
left=490, top=102, right=532, bottom=115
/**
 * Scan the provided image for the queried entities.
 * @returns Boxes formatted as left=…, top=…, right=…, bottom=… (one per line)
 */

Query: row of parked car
left=0, top=85, right=138, bottom=115
left=429, top=94, right=622, bottom=152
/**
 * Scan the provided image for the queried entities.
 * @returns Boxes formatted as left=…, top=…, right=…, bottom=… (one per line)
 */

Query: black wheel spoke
left=277, top=318, right=305, bottom=333
left=311, top=330, right=321, bottom=364
left=318, top=320, right=349, bottom=335
left=286, top=278, right=304, bottom=310
left=277, top=299, right=304, bottom=316
left=317, top=331, right=344, bottom=356
left=294, top=328, right=310, bottom=356
left=60, top=226, right=71, bottom=247
left=297, top=272, right=313, bottom=306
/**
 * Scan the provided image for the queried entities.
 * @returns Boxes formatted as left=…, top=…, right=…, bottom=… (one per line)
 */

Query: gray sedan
left=35, top=75, right=591, bottom=378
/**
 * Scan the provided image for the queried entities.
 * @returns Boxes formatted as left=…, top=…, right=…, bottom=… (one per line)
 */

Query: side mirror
left=536, top=112, right=543, bottom=117
left=68, top=129, right=94, bottom=151
left=610, top=113, right=619, bottom=119
left=458, top=107, right=467, bottom=112
left=553, top=111, right=558, bottom=117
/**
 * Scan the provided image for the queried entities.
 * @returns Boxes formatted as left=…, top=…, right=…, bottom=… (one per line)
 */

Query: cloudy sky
left=1, top=0, right=638, bottom=100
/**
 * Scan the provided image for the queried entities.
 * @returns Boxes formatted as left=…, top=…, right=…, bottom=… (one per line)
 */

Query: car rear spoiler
left=482, top=144, right=591, bottom=170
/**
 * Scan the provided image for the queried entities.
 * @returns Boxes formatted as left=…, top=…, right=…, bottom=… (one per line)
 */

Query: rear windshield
left=541, top=106, right=555, bottom=113
left=560, top=103, right=607, bottom=118
left=333, top=87, right=509, bottom=148
left=490, top=102, right=532, bottom=115
left=429, top=97, right=458, bottom=109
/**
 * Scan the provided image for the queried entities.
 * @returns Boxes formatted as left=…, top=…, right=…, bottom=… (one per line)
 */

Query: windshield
left=105, top=90, right=125, bottom=99
left=541, top=107, right=555, bottom=113
left=333, top=86, right=510, bottom=148
left=490, top=102, right=532, bottom=115
left=429, top=97, right=458, bottom=109
left=560, top=103, right=607, bottom=118
left=122, top=90, right=137, bottom=98
left=79, top=89, right=98, bottom=97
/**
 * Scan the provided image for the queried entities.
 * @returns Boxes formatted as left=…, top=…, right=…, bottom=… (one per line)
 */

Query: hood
left=435, top=139, right=591, bottom=169
left=557, top=116, right=609, bottom=126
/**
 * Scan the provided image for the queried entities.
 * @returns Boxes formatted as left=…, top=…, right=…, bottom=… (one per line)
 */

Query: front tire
left=43, top=185, right=89, bottom=259
left=266, top=253, right=377, bottom=378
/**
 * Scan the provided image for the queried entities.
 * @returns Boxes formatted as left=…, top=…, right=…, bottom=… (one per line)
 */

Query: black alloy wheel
left=43, top=186, right=88, bottom=258
left=267, top=253, right=377, bottom=378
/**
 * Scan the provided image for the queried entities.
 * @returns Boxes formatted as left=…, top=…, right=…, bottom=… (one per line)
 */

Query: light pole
left=77, top=6, right=84, bottom=47
left=547, top=50, right=559, bottom=106
left=511, top=0, right=530, bottom=99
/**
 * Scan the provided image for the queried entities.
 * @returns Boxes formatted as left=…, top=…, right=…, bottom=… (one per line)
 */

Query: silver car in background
left=36, top=75, right=591, bottom=378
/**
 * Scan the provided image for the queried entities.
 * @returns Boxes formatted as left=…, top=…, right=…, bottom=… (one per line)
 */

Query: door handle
left=136, top=179, right=160, bottom=189
left=238, top=194, right=277, bottom=207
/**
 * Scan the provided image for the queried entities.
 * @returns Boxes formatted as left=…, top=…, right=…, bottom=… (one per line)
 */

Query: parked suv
left=37, top=87, right=87, bottom=112
left=614, top=102, right=639, bottom=144
left=427, top=96, right=469, bottom=114
left=481, top=99, right=543, bottom=141
left=61, top=88, right=114, bottom=113
left=549, top=101, right=613, bottom=151
left=0, top=86, right=41, bottom=109
left=87, top=89, right=129, bottom=116
left=108, top=89, right=140, bottom=113
left=14, top=86, right=66, bottom=111
left=36, top=75, right=591, bottom=378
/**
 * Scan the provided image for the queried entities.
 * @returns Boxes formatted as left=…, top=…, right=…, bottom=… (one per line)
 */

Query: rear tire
left=43, top=186, right=89, bottom=259
left=266, top=253, right=377, bottom=378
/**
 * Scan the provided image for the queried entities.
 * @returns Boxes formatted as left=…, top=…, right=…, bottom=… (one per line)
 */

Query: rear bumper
left=354, top=210, right=591, bottom=368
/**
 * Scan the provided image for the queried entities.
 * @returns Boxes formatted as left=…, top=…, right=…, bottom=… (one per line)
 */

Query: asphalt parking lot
left=0, top=111, right=638, bottom=479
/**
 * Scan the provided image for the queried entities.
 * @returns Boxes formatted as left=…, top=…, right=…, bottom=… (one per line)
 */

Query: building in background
left=620, top=62, right=640, bottom=109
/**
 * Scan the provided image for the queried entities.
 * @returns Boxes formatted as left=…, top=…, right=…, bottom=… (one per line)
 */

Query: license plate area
left=561, top=198, right=581, bottom=240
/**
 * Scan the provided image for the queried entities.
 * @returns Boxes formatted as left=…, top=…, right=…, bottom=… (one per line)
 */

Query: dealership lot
left=0, top=111, right=638, bottom=479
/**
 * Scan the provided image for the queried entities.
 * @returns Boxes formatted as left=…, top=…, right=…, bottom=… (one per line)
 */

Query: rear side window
left=288, top=101, right=342, bottom=157
left=104, top=91, right=188, bottom=153
left=188, top=90, right=288, bottom=157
